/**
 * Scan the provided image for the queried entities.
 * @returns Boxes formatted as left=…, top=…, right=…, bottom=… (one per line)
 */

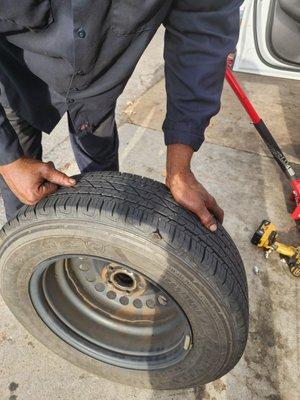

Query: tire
left=0, top=172, right=248, bottom=390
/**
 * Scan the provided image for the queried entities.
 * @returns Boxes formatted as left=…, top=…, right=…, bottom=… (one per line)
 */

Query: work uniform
left=0, top=0, right=242, bottom=219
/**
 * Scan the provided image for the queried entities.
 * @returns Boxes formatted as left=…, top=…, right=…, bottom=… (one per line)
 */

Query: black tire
left=0, top=172, right=248, bottom=390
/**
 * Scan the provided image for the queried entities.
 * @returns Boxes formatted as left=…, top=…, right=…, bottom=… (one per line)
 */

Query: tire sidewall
left=0, top=220, right=234, bottom=389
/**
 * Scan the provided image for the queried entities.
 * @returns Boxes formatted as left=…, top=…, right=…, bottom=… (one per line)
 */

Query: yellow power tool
left=251, top=220, right=300, bottom=278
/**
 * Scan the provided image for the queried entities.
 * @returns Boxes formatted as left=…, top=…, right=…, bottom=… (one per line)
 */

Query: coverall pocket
left=112, top=0, right=164, bottom=36
left=0, top=0, right=53, bottom=33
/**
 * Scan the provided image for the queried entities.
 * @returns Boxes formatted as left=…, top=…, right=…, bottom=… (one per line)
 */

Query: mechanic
left=0, top=0, right=242, bottom=230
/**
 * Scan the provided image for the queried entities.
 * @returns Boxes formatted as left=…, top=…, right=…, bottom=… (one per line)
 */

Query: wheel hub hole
left=112, top=272, right=135, bottom=291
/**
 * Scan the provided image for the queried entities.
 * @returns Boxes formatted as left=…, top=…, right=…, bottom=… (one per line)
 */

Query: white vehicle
left=235, top=0, right=300, bottom=80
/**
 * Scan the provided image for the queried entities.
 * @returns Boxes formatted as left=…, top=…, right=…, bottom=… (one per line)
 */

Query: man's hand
left=166, top=144, right=224, bottom=232
left=0, top=157, right=76, bottom=205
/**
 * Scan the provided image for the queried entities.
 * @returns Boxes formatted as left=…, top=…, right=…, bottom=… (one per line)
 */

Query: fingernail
left=69, top=178, right=76, bottom=185
left=210, top=224, right=217, bottom=232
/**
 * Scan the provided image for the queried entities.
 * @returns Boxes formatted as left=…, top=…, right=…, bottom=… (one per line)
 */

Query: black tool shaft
left=254, top=120, right=296, bottom=181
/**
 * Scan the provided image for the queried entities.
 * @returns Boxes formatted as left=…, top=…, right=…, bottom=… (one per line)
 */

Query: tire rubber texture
left=0, top=172, right=249, bottom=389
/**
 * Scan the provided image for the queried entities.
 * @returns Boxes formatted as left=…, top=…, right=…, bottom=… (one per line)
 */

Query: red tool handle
left=225, top=68, right=261, bottom=124
left=225, top=66, right=300, bottom=221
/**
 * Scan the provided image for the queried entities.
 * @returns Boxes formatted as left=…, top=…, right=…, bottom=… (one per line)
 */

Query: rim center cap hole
left=112, top=272, right=135, bottom=291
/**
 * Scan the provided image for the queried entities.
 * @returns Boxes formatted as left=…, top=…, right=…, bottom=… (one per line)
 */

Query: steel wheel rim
left=29, top=256, right=192, bottom=370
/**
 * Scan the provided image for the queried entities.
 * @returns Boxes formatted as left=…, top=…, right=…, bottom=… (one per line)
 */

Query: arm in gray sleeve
left=163, top=0, right=243, bottom=151
left=0, top=104, right=23, bottom=165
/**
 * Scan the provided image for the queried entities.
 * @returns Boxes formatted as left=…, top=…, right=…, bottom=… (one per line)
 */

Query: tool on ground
left=225, top=63, right=300, bottom=277
left=251, top=220, right=300, bottom=277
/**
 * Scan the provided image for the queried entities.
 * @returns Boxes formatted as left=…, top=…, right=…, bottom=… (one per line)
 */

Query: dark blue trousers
left=0, top=106, right=119, bottom=220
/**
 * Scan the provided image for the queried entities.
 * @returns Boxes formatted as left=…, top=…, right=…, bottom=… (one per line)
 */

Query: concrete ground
left=0, top=30, right=299, bottom=400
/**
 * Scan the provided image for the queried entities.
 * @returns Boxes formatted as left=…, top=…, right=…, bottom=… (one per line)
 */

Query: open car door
left=235, top=0, right=300, bottom=80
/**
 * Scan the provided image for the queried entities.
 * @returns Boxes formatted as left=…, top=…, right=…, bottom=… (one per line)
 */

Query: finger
left=21, top=182, right=58, bottom=205
left=38, top=181, right=58, bottom=197
left=214, top=205, right=224, bottom=224
left=208, top=200, right=224, bottom=224
left=43, top=164, right=76, bottom=187
left=195, top=206, right=217, bottom=232
left=47, top=161, right=55, bottom=169
left=17, top=193, right=39, bottom=206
